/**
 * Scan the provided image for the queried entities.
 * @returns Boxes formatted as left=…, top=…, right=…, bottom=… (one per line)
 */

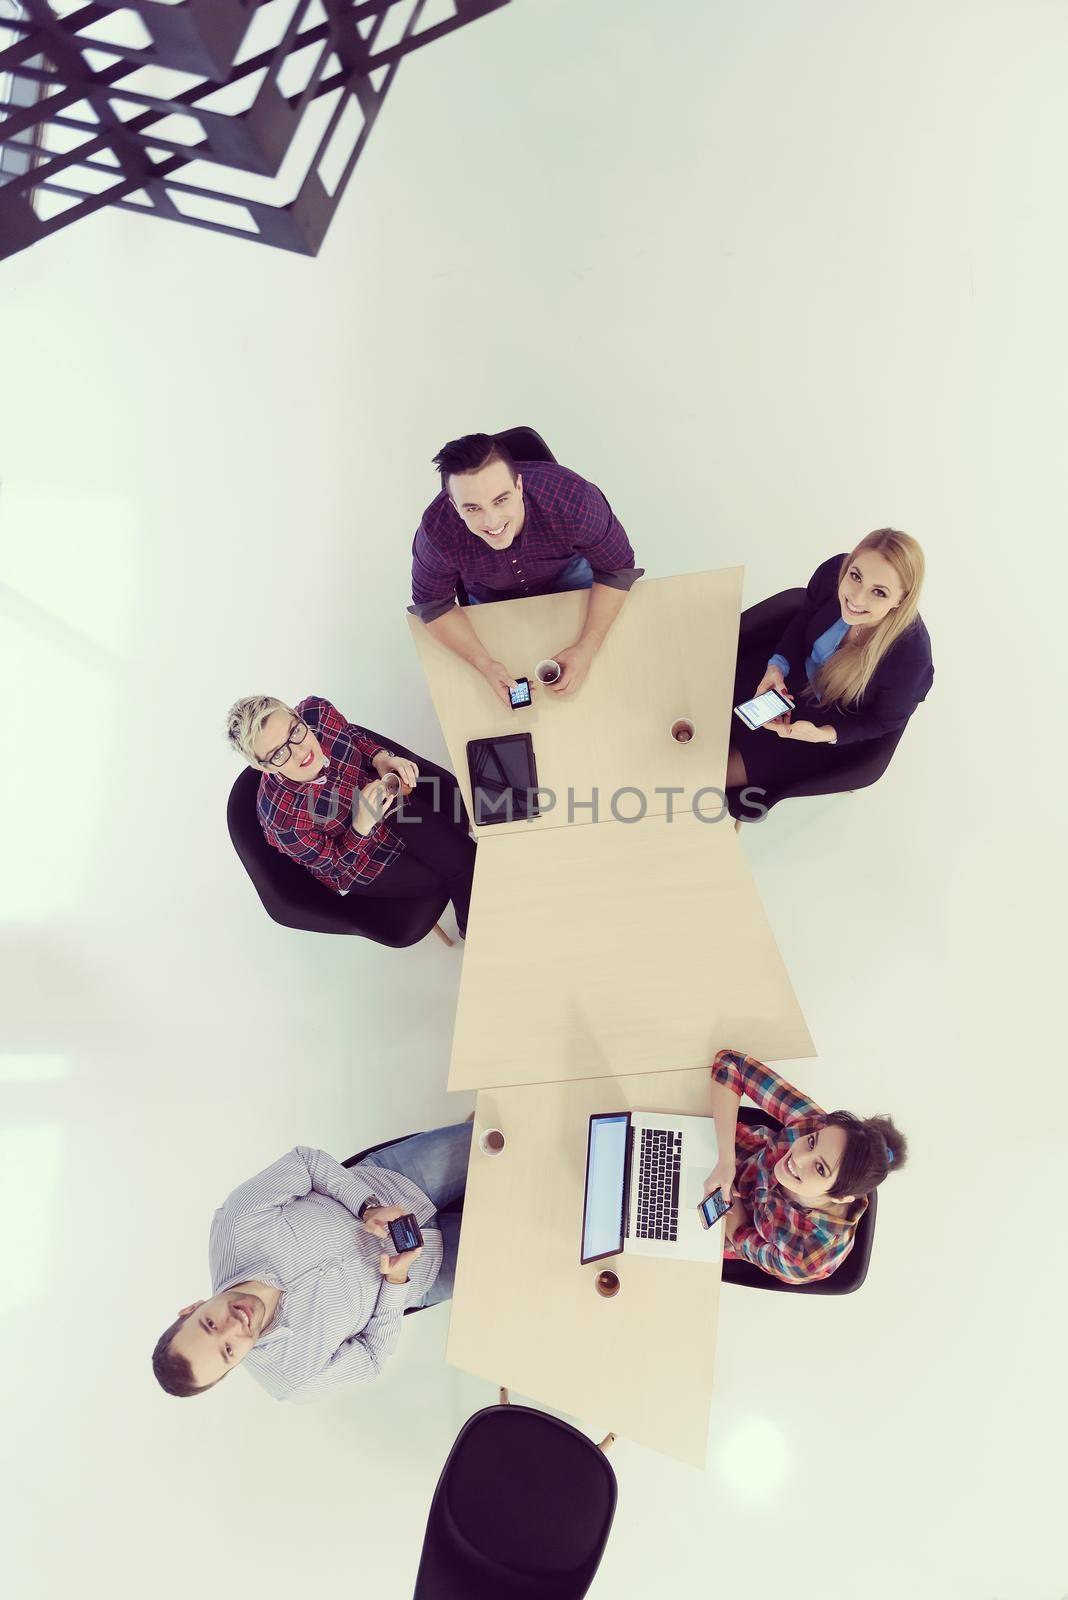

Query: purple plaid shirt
left=409, top=460, right=643, bottom=622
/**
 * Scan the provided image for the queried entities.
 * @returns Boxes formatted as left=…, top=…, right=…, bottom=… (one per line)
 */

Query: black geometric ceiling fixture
left=0, top=0, right=511, bottom=260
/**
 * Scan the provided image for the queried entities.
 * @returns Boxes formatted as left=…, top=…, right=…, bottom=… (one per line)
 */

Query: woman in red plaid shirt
left=226, top=694, right=476, bottom=936
left=703, top=1049, right=907, bottom=1285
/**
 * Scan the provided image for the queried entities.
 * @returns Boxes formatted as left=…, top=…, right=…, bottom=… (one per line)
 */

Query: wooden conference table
left=450, top=809, right=813, bottom=1090
left=448, top=1069, right=725, bottom=1467
left=407, top=570, right=745, bottom=837
left=409, top=570, right=813, bottom=1463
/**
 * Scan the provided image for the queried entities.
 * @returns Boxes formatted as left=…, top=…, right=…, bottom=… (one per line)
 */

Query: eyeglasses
left=264, top=719, right=309, bottom=768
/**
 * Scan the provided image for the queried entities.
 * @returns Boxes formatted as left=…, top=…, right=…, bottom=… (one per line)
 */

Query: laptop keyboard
left=635, top=1127, right=682, bottom=1241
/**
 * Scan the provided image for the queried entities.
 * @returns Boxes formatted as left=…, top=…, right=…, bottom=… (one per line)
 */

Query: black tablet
left=466, top=733, right=540, bottom=826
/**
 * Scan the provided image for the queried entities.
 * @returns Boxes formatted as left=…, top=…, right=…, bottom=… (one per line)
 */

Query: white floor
left=1, top=2, right=1064, bottom=1596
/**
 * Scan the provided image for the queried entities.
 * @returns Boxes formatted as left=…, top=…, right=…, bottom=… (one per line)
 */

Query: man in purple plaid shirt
left=409, top=432, right=643, bottom=704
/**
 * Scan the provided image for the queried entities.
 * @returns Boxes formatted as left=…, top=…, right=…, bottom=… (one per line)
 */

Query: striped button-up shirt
left=256, top=696, right=403, bottom=891
left=712, top=1050, right=868, bottom=1285
left=409, top=460, right=643, bottom=623
left=210, top=1147, right=443, bottom=1402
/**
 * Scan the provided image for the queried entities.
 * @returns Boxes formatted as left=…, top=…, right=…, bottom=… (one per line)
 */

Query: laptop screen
left=580, top=1113, right=630, bottom=1264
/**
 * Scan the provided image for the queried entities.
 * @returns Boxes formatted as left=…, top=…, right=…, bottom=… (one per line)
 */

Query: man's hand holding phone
left=360, top=1202, right=409, bottom=1239
left=478, top=658, right=519, bottom=707
left=379, top=1246, right=423, bottom=1285
left=508, top=676, right=532, bottom=710
left=362, top=1203, right=423, bottom=1284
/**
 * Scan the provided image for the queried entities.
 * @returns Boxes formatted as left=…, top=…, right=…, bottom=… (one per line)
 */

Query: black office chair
left=492, top=424, right=557, bottom=465
left=343, top=1136, right=465, bottom=1318
left=728, top=587, right=907, bottom=820
left=720, top=1107, right=877, bottom=1295
left=454, top=427, right=558, bottom=607
left=413, top=1400, right=618, bottom=1599
left=226, top=729, right=466, bottom=949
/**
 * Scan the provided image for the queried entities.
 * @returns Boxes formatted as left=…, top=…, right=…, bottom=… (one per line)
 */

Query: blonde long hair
left=808, top=529, right=925, bottom=710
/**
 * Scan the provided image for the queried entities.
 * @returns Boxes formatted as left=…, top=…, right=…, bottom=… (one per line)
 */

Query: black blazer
left=770, top=554, right=934, bottom=746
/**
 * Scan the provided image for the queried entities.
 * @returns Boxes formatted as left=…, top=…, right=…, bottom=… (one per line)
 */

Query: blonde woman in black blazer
left=727, top=529, right=933, bottom=793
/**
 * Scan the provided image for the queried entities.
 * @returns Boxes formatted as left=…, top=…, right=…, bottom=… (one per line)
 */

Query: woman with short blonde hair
left=225, top=693, right=476, bottom=936
left=226, top=696, right=296, bottom=770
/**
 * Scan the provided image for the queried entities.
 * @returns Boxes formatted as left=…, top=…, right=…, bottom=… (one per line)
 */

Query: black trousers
left=351, top=780, right=476, bottom=935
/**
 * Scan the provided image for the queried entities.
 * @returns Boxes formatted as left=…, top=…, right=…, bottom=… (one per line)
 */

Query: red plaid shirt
left=256, top=697, right=403, bottom=892
left=410, top=460, right=642, bottom=622
left=712, top=1049, right=868, bottom=1285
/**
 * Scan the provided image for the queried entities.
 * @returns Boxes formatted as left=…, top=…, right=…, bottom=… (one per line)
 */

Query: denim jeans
left=466, top=552, right=594, bottom=604
left=356, top=1123, right=471, bottom=1306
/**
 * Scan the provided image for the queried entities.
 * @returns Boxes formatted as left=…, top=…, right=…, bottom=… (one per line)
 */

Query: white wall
left=1, top=2, right=1063, bottom=1596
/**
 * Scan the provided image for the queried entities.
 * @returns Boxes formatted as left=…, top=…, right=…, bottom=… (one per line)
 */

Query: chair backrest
left=226, top=765, right=353, bottom=933
left=414, top=1405, right=617, bottom=1599
left=493, top=425, right=557, bottom=465
left=721, top=1107, right=877, bottom=1295
left=737, top=586, right=807, bottom=654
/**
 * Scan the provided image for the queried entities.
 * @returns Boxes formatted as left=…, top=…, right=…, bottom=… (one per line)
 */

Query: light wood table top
left=447, top=1070, right=724, bottom=1466
left=407, top=569, right=743, bottom=836
left=449, top=810, right=814, bottom=1091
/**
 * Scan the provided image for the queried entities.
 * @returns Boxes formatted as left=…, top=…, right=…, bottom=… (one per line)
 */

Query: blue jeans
left=356, top=1123, right=471, bottom=1307
left=466, top=552, right=593, bottom=605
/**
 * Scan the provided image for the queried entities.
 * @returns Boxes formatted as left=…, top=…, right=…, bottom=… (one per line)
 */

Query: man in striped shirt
left=151, top=1127, right=470, bottom=1402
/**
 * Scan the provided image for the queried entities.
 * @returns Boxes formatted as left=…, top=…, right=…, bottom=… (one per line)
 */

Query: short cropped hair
left=225, top=696, right=294, bottom=769
left=433, top=433, right=517, bottom=493
left=151, top=1312, right=218, bottom=1399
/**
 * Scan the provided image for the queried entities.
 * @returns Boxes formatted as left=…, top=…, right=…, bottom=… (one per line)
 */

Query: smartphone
left=509, top=677, right=532, bottom=710
left=387, top=1214, right=424, bottom=1253
left=733, top=687, right=793, bottom=731
left=700, top=1188, right=731, bottom=1229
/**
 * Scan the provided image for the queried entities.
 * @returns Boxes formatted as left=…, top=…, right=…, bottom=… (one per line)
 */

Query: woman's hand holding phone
left=702, top=1157, right=737, bottom=1207
left=753, top=662, right=791, bottom=702
left=750, top=665, right=793, bottom=733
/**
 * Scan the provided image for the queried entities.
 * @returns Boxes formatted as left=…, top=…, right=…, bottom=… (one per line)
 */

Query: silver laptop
left=580, top=1110, right=722, bottom=1265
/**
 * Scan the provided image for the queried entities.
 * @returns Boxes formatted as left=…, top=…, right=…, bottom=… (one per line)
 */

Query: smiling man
left=152, top=1130, right=470, bottom=1401
left=409, top=432, right=643, bottom=703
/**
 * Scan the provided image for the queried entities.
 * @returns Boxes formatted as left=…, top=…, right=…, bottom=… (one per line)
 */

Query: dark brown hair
left=151, top=1311, right=219, bottom=1398
left=823, top=1111, right=908, bottom=1200
left=433, top=432, right=518, bottom=493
